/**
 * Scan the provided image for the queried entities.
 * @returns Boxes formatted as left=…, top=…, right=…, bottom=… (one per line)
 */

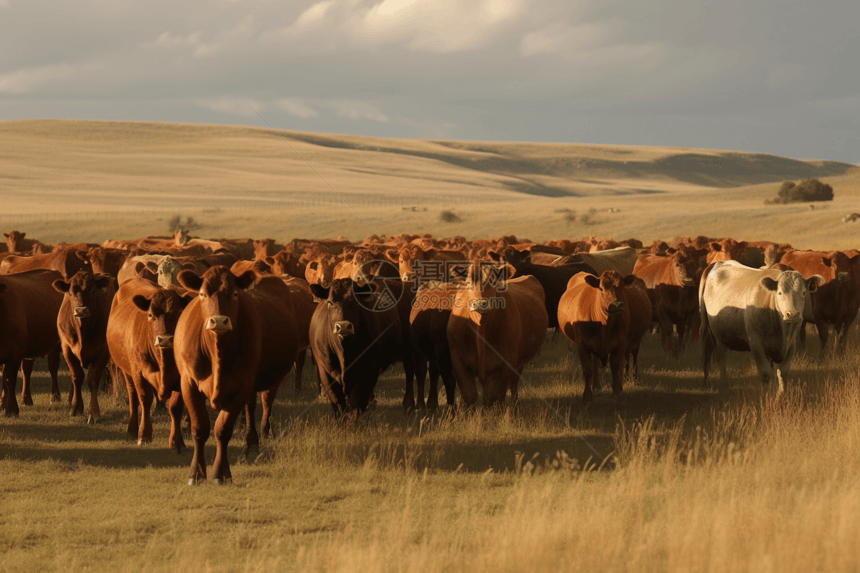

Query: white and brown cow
left=699, top=260, right=824, bottom=392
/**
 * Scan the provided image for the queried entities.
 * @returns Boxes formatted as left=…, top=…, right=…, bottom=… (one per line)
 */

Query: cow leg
left=261, top=380, right=281, bottom=439
left=816, top=322, right=830, bottom=360
left=241, top=394, right=260, bottom=463
left=2, top=359, right=22, bottom=417
left=751, top=346, right=776, bottom=389
left=85, top=348, right=111, bottom=424
left=799, top=320, right=808, bottom=349
left=183, top=380, right=211, bottom=484
left=167, top=390, right=186, bottom=453
left=212, top=408, right=242, bottom=485
left=689, top=310, right=701, bottom=344
left=20, top=359, right=34, bottom=407
left=136, top=378, right=155, bottom=445
left=450, top=350, right=477, bottom=408
left=440, top=352, right=457, bottom=407
left=578, top=346, right=595, bottom=404
left=124, top=373, right=139, bottom=438
left=834, top=319, right=851, bottom=355
left=675, top=319, right=687, bottom=355
left=402, top=351, right=417, bottom=413
left=609, top=349, right=626, bottom=397
left=414, top=354, right=428, bottom=410
left=316, top=361, right=345, bottom=415
left=427, top=360, right=440, bottom=411
left=47, top=344, right=61, bottom=403
left=63, top=347, right=86, bottom=417
left=294, top=349, right=306, bottom=391
left=658, top=308, right=675, bottom=355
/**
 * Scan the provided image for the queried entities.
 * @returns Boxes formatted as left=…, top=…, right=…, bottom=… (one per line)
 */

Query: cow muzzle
left=608, top=301, right=625, bottom=313
left=402, top=273, right=415, bottom=282
left=155, top=335, right=174, bottom=348
left=783, top=311, right=802, bottom=323
left=469, top=298, right=491, bottom=314
left=206, top=316, right=232, bottom=333
left=73, top=306, right=90, bottom=319
left=334, top=321, right=354, bottom=338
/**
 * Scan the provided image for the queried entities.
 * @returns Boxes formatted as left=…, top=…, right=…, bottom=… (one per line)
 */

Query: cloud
left=0, top=63, right=88, bottom=94
left=324, top=99, right=389, bottom=122
left=197, top=97, right=264, bottom=117
left=275, top=98, right=319, bottom=119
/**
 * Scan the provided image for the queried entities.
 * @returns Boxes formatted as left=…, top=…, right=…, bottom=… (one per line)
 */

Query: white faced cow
left=699, top=260, right=824, bottom=392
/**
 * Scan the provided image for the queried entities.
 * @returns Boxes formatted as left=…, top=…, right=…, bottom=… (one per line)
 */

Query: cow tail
left=699, top=263, right=717, bottom=382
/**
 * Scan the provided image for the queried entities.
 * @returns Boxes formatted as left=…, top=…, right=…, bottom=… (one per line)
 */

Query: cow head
left=464, top=260, right=508, bottom=314
left=264, top=251, right=305, bottom=278
left=761, top=270, right=824, bottom=322
left=352, top=249, right=393, bottom=286
left=5, top=231, right=25, bottom=253
left=398, top=246, right=435, bottom=282
left=173, top=229, right=191, bottom=246
left=50, top=247, right=91, bottom=279
left=310, top=279, right=374, bottom=340
left=157, top=256, right=195, bottom=288
left=305, top=255, right=338, bottom=288
left=53, top=270, right=113, bottom=324
left=178, top=266, right=256, bottom=336
left=584, top=270, right=636, bottom=315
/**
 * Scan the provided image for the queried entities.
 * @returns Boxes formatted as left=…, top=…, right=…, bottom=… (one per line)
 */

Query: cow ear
left=94, top=274, right=113, bottom=289
left=821, top=257, right=832, bottom=267
left=384, top=249, right=399, bottom=263
left=177, top=269, right=203, bottom=291
left=145, top=261, right=158, bottom=273
left=2, top=233, right=7, bottom=239
left=234, top=270, right=257, bottom=290
left=623, top=275, right=637, bottom=286
left=76, top=250, right=88, bottom=261
left=761, top=277, right=779, bottom=291
left=133, top=262, right=146, bottom=275
left=19, top=233, right=25, bottom=239
left=132, top=294, right=152, bottom=312
left=709, top=242, right=722, bottom=252
left=52, top=279, right=71, bottom=293
left=310, top=283, right=329, bottom=300
left=584, top=274, right=601, bottom=289
left=309, top=261, right=319, bottom=271
left=808, top=275, right=825, bottom=292
left=264, top=256, right=275, bottom=266
left=488, top=251, right=501, bottom=261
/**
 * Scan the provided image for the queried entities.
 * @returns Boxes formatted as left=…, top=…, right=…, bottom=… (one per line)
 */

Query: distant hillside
left=0, top=119, right=857, bottom=250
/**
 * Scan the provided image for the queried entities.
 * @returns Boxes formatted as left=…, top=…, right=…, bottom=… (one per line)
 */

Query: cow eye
left=327, top=300, right=333, bottom=307
left=233, top=291, right=239, bottom=299
left=147, top=313, right=153, bottom=320
left=198, top=292, right=205, bottom=298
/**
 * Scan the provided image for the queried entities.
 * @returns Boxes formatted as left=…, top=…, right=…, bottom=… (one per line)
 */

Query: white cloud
left=324, top=99, right=389, bottom=122
left=291, top=0, right=335, bottom=30
left=0, top=63, right=90, bottom=94
left=520, top=21, right=614, bottom=57
left=197, top=97, right=264, bottom=117
left=275, top=98, right=319, bottom=119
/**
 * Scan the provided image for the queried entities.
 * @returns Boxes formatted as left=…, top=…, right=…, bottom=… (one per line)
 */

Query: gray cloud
left=0, top=0, right=857, bottom=162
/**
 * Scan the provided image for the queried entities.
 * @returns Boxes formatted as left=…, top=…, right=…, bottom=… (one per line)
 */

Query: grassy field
left=1, top=119, right=858, bottom=250
left=3, top=329, right=860, bottom=572
left=3, top=119, right=860, bottom=571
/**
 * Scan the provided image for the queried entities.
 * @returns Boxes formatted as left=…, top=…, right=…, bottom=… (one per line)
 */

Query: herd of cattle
left=0, top=230, right=852, bottom=483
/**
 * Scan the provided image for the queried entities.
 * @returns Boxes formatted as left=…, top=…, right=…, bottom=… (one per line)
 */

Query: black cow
left=309, top=279, right=403, bottom=414
left=490, top=247, right=596, bottom=329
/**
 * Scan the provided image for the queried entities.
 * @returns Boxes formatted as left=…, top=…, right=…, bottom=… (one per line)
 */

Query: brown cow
left=633, top=248, right=701, bottom=356
left=390, top=245, right=465, bottom=283
left=305, top=254, right=340, bottom=287
left=0, top=270, right=64, bottom=416
left=447, top=261, right=548, bottom=407
left=54, top=270, right=116, bottom=422
left=107, top=278, right=192, bottom=448
left=175, top=267, right=300, bottom=484
left=264, top=251, right=307, bottom=279
left=278, top=277, right=317, bottom=396
left=79, top=247, right=128, bottom=278
left=5, top=231, right=49, bottom=255
left=0, top=245, right=92, bottom=279
left=557, top=271, right=651, bottom=402
left=779, top=250, right=860, bottom=357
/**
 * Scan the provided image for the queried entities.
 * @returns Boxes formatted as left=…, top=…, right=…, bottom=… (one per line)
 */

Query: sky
left=0, top=0, right=857, bottom=163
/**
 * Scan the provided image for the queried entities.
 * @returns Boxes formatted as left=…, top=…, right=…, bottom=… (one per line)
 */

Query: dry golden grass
left=1, top=119, right=858, bottom=250
left=3, top=329, right=860, bottom=572
left=3, top=119, right=860, bottom=571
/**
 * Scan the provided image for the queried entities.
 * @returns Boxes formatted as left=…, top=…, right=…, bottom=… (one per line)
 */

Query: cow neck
left=75, top=296, right=108, bottom=342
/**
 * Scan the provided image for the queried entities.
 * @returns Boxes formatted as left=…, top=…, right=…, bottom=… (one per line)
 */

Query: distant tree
left=766, top=178, right=834, bottom=204
left=439, top=210, right=462, bottom=223
left=167, top=214, right=201, bottom=233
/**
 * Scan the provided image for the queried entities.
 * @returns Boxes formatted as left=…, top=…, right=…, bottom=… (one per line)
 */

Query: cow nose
left=683, top=278, right=694, bottom=287
left=73, top=306, right=90, bottom=319
left=469, top=298, right=490, bottom=313
left=608, top=301, right=625, bottom=313
left=206, top=316, right=232, bottom=332
left=334, top=321, right=354, bottom=337
left=402, top=273, right=415, bottom=282
left=784, top=311, right=801, bottom=322
left=155, top=335, right=174, bottom=348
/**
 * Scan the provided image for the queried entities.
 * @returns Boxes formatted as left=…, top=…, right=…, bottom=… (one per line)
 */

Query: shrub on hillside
left=439, top=210, right=462, bottom=223
left=766, top=178, right=834, bottom=204
left=167, top=215, right=200, bottom=233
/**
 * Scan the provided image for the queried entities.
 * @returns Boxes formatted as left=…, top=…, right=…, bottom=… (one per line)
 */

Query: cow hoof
left=22, top=396, right=33, bottom=407
left=187, top=479, right=198, bottom=486
left=213, top=478, right=224, bottom=486
left=87, top=415, right=97, bottom=425
left=5, top=411, right=19, bottom=418
left=50, top=394, right=61, bottom=404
